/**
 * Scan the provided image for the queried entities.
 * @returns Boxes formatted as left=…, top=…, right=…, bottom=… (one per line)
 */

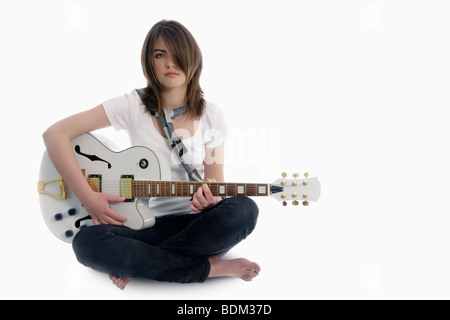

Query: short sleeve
left=204, top=103, right=229, bottom=149
left=102, top=90, right=139, bottom=131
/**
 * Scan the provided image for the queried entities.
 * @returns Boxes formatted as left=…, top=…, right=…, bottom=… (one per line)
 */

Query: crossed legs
left=72, top=197, right=259, bottom=289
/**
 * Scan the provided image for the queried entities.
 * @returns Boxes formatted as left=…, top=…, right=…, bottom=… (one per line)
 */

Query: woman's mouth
left=165, top=72, right=179, bottom=78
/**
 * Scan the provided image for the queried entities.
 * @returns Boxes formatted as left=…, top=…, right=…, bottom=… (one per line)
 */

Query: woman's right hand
left=82, top=192, right=128, bottom=225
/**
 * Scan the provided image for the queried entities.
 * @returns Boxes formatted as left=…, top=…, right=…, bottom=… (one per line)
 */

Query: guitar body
left=38, top=133, right=170, bottom=242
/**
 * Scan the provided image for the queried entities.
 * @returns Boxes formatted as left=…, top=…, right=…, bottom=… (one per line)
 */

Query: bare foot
left=109, top=275, right=132, bottom=290
left=208, top=255, right=261, bottom=281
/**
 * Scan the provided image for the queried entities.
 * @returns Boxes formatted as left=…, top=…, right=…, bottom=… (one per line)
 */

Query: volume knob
left=65, top=230, right=74, bottom=238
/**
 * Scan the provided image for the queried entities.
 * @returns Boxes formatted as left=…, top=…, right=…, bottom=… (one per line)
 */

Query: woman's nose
left=166, top=57, right=176, bottom=68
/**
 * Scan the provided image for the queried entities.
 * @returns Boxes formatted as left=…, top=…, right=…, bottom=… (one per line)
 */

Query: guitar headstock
left=270, top=172, right=321, bottom=206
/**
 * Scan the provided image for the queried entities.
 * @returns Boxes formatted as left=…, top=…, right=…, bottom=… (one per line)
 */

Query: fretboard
left=132, top=181, right=270, bottom=198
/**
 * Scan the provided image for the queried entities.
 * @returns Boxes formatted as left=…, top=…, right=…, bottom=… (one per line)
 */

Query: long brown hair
left=141, top=20, right=205, bottom=117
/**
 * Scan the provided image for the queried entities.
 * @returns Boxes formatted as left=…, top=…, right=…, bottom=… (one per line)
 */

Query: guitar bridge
left=121, top=175, right=134, bottom=202
left=37, top=178, right=67, bottom=200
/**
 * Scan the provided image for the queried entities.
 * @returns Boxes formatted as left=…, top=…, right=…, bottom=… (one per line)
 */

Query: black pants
left=72, top=197, right=259, bottom=283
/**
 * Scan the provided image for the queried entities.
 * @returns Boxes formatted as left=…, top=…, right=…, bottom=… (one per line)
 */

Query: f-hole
left=74, top=145, right=112, bottom=169
left=74, top=215, right=92, bottom=228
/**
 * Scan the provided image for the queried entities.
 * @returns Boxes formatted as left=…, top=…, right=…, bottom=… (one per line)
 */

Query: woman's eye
left=155, top=53, right=164, bottom=58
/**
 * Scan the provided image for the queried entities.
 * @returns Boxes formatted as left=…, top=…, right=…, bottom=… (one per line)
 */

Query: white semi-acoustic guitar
left=38, top=133, right=321, bottom=242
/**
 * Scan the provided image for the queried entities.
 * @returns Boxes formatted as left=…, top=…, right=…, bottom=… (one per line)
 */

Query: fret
left=181, top=182, right=187, bottom=197
left=246, top=184, right=254, bottom=196
left=164, top=181, right=169, bottom=197
left=227, top=184, right=236, bottom=197
left=179, top=183, right=183, bottom=196
left=208, top=182, right=218, bottom=196
left=246, top=184, right=258, bottom=197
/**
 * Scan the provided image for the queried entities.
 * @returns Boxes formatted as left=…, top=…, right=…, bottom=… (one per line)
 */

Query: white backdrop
left=1, top=0, right=450, bottom=299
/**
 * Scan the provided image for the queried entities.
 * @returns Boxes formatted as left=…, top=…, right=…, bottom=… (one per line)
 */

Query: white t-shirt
left=102, top=89, right=228, bottom=217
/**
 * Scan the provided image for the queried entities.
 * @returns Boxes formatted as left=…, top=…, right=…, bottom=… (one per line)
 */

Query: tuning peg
left=293, top=173, right=299, bottom=178
left=292, top=200, right=299, bottom=206
left=304, top=172, right=309, bottom=178
left=283, top=201, right=287, bottom=206
left=282, top=172, right=287, bottom=178
left=302, top=201, right=310, bottom=206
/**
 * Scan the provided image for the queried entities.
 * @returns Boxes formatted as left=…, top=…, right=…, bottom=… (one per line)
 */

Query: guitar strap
left=136, top=89, right=202, bottom=182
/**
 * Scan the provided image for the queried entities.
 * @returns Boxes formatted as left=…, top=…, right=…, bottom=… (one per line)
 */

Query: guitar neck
left=132, top=180, right=271, bottom=198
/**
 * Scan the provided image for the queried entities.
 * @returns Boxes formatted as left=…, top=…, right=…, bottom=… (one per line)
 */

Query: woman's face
left=153, top=36, right=187, bottom=91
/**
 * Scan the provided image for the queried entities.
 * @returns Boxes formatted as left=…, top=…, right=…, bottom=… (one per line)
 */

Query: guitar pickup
left=121, top=175, right=134, bottom=202
left=87, top=174, right=102, bottom=193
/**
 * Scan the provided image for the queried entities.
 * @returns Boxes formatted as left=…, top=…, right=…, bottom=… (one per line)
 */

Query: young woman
left=43, top=20, right=260, bottom=289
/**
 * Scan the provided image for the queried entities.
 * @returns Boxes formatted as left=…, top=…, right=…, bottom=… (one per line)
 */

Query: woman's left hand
left=190, top=179, right=219, bottom=212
